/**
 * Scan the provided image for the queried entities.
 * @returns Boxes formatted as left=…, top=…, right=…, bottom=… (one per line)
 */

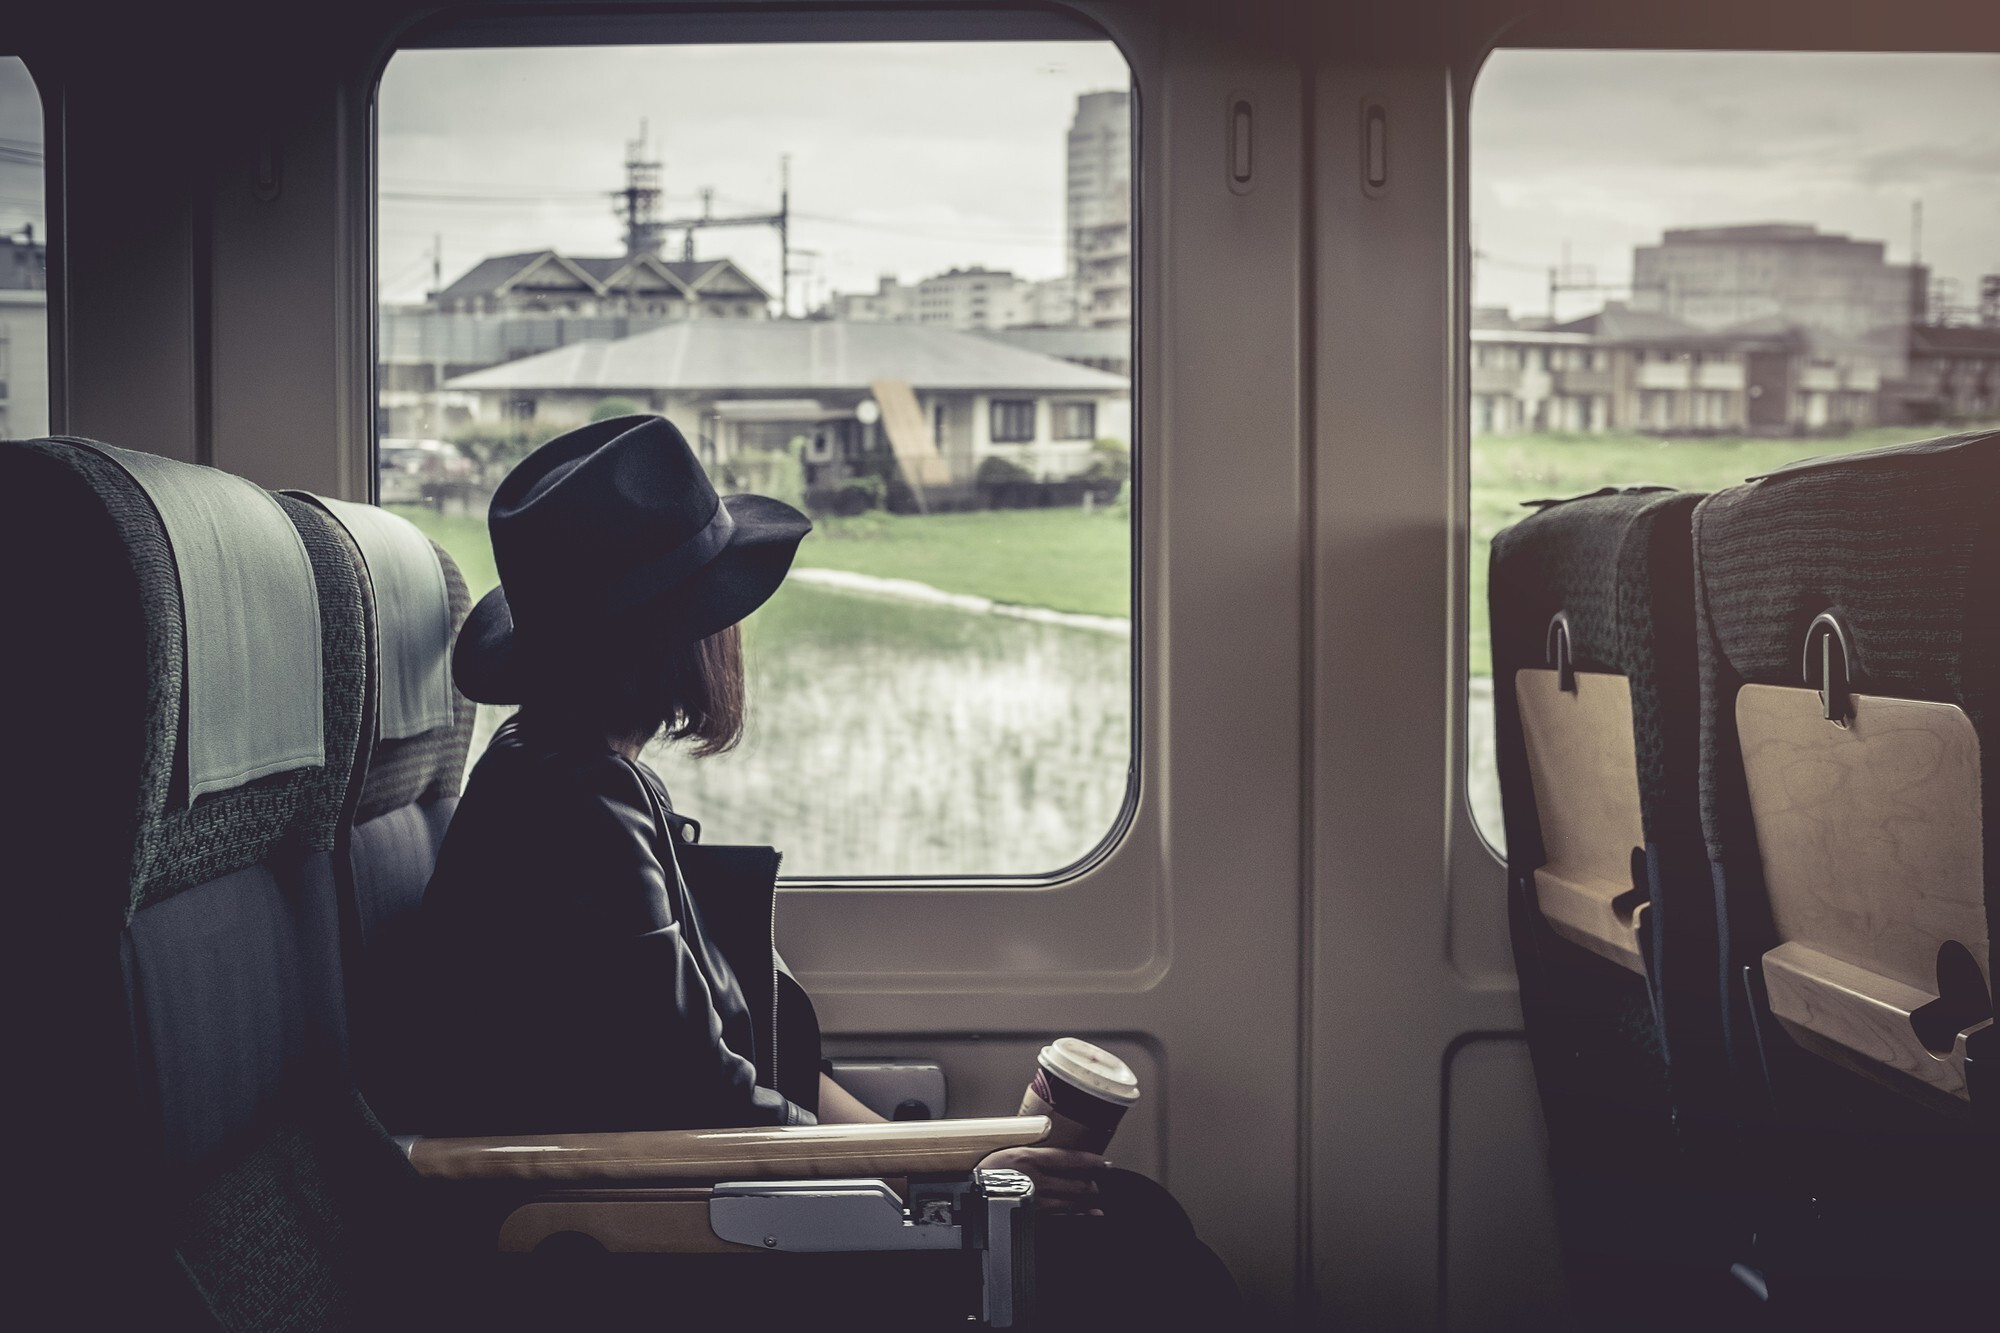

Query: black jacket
left=413, top=715, right=818, bottom=1134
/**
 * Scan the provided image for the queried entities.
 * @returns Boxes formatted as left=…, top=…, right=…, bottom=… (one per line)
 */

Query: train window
left=1467, top=49, right=2000, bottom=852
left=0, top=58, right=48, bottom=439
left=377, top=38, right=1135, bottom=878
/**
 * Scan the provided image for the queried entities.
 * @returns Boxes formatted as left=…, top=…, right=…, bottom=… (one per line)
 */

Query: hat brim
left=452, top=492, right=812, bottom=705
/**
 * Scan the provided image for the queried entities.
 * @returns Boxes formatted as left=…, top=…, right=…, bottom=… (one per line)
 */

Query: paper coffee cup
left=1017, top=1037, right=1140, bottom=1153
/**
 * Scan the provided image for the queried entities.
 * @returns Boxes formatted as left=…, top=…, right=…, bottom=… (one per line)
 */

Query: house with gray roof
left=446, top=319, right=1131, bottom=489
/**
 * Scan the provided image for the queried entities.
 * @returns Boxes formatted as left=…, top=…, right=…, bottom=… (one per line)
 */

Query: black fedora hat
left=452, top=414, right=811, bottom=705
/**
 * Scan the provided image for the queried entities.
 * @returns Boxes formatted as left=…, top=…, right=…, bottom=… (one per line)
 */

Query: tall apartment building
left=1066, top=90, right=1132, bottom=329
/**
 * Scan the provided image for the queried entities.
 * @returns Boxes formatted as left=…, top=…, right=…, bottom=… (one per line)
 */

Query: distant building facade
left=1472, top=222, right=1985, bottom=437
left=1471, top=304, right=1878, bottom=437
left=0, top=230, right=48, bottom=438
left=1631, top=223, right=1923, bottom=386
left=826, top=268, right=1076, bottom=331
left=1890, top=324, right=2000, bottom=424
left=445, top=319, right=1131, bottom=490
left=379, top=249, right=771, bottom=436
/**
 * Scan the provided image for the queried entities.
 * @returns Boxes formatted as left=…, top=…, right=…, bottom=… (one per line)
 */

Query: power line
left=380, top=191, right=619, bottom=208
left=791, top=208, right=1057, bottom=245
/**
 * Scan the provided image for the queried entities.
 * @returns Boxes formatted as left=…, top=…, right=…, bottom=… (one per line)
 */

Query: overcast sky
left=1473, top=50, right=2000, bottom=321
left=379, top=42, right=1130, bottom=308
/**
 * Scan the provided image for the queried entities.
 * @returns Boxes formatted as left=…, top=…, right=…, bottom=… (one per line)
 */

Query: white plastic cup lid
left=1039, top=1037, right=1141, bottom=1103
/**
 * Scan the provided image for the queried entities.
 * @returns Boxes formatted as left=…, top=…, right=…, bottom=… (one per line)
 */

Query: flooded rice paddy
left=467, top=581, right=1133, bottom=878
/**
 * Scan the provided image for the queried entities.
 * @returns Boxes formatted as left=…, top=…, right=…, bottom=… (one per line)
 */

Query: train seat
left=285, top=493, right=476, bottom=1131
left=0, top=437, right=417, bottom=1326
left=1487, top=486, right=1737, bottom=1316
left=2, top=438, right=1048, bottom=1326
left=1691, top=427, right=2000, bottom=1303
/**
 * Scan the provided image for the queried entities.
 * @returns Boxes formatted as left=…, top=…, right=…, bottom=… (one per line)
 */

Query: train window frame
left=0, top=54, right=53, bottom=441
left=367, top=5, right=1144, bottom=890
left=1454, top=33, right=2000, bottom=869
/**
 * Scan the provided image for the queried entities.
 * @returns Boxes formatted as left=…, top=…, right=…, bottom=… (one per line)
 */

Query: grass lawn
left=388, top=501, right=1132, bottom=620
left=1468, top=421, right=2000, bottom=676
left=798, top=508, right=1130, bottom=619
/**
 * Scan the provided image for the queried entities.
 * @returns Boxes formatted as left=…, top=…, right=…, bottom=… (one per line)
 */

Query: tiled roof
left=436, top=251, right=768, bottom=302
left=436, top=251, right=554, bottom=300
left=447, top=320, right=1131, bottom=394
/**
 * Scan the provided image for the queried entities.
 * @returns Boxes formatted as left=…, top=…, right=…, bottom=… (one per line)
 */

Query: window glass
left=1468, top=50, right=2000, bottom=853
left=379, top=40, right=1135, bottom=877
left=991, top=398, right=1037, bottom=443
left=0, top=58, right=47, bottom=440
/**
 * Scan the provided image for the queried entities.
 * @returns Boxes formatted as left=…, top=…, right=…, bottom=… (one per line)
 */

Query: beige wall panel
left=780, top=3, right=1308, bottom=1314
left=1311, top=44, right=1555, bottom=1326
left=207, top=91, right=366, bottom=496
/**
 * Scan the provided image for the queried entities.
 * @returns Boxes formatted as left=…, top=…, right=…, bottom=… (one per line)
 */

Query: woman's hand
left=978, top=1146, right=1110, bottom=1215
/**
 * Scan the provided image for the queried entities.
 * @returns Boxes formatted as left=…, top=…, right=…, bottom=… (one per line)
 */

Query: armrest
left=401, top=1115, right=1051, bottom=1186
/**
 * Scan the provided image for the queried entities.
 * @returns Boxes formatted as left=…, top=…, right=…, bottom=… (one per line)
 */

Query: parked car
left=377, top=437, right=475, bottom=506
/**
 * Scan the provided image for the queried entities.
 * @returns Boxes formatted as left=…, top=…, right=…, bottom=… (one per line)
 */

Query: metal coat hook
left=1801, top=611, right=1853, bottom=727
left=1545, top=610, right=1576, bottom=694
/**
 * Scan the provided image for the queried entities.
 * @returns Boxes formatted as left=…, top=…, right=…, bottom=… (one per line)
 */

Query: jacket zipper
left=769, top=850, right=783, bottom=1097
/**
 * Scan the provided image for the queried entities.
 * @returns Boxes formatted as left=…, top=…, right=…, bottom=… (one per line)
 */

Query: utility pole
left=1546, top=245, right=1628, bottom=324
left=649, top=154, right=792, bottom=316
left=430, top=233, right=445, bottom=438
left=614, top=121, right=666, bottom=260
left=1912, top=199, right=1928, bottom=324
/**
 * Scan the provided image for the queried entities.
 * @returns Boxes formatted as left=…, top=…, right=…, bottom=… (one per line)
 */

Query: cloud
left=1471, top=49, right=2000, bottom=317
left=377, top=41, right=1129, bottom=302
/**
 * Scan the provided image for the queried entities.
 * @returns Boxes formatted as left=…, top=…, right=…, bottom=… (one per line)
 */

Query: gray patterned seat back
left=299, top=498, right=475, bottom=1132
left=1487, top=487, right=1729, bottom=1291
left=1, top=439, right=424, bottom=1330
left=1693, top=429, right=2000, bottom=1130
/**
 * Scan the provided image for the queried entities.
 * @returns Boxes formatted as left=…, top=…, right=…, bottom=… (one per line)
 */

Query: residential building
left=910, top=267, right=1025, bottom=330
left=432, top=250, right=770, bottom=319
left=826, top=269, right=1078, bottom=331
left=0, top=230, right=48, bottom=438
left=1472, top=304, right=1826, bottom=436
left=1470, top=329, right=1612, bottom=435
left=1888, top=324, right=2000, bottom=424
left=827, top=275, right=916, bottom=323
left=444, top=319, right=1130, bottom=491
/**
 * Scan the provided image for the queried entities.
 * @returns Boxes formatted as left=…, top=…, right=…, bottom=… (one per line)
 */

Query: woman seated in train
left=413, top=415, right=1236, bottom=1326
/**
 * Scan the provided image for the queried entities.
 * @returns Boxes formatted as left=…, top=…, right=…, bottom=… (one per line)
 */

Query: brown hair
left=530, top=619, right=746, bottom=758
